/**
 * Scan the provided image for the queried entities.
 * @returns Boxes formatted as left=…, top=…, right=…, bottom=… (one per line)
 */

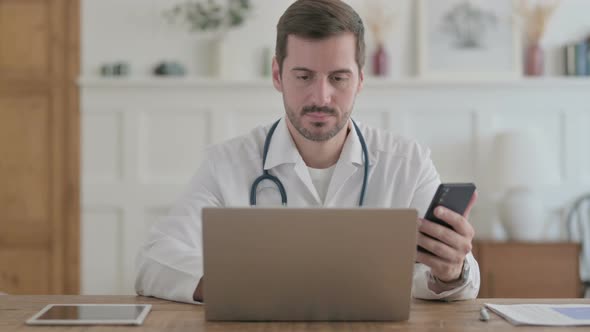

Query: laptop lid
left=202, top=208, right=418, bottom=321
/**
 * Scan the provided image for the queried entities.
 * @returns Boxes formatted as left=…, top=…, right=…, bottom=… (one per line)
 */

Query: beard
left=285, top=103, right=352, bottom=142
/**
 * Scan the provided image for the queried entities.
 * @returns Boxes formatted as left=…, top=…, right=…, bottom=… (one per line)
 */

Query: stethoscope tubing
left=250, top=118, right=369, bottom=206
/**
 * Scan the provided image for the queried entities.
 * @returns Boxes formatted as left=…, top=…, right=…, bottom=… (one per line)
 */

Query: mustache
left=302, top=106, right=336, bottom=115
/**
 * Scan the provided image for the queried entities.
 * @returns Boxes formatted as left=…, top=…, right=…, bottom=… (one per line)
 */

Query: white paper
left=485, top=303, right=590, bottom=326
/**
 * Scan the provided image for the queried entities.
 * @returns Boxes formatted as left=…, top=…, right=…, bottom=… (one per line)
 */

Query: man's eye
left=332, top=76, right=348, bottom=82
left=297, top=75, right=310, bottom=81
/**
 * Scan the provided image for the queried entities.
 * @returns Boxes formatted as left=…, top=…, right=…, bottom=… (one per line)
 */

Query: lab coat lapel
left=325, top=120, right=371, bottom=206
left=263, top=118, right=300, bottom=170
left=264, top=118, right=322, bottom=205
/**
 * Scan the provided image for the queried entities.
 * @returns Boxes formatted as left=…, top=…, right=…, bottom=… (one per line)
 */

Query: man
left=135, top=0, right=479, bottom=303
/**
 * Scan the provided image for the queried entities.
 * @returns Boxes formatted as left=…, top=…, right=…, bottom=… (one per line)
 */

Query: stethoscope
left=249, top=118, right=369, bottom=206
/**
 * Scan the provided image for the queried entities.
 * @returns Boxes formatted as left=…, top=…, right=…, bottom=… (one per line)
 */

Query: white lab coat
left=135, top=117, right=480, bottom=304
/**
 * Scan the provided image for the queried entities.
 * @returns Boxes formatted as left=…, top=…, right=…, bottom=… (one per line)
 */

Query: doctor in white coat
left=135, top=0, right=480, bottom=304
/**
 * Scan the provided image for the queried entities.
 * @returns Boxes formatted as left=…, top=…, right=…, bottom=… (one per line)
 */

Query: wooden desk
left=1, top=296, right=589, bottom=331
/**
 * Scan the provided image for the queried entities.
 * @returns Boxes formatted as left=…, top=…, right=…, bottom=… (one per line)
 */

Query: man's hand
left=193, top=277, right=204, bottom=302
left=416, top=191, right=478, bottom=282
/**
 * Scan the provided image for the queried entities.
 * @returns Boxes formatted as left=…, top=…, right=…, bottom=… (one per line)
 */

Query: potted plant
left=163, top=0, right=253, bottom=77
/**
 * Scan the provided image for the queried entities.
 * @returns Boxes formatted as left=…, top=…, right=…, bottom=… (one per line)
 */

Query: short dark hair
left=275, top=0, right=365, bottom=75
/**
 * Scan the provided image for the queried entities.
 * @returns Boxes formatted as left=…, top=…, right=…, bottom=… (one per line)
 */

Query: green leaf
left=165, top=0, right=251, bottom=32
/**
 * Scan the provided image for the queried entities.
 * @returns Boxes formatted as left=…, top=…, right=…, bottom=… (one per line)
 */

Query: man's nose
left=310, top=77, right=333, bottom=106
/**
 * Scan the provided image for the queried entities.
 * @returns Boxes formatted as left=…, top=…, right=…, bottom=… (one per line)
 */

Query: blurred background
left=1, top=0, right=590, bottom=299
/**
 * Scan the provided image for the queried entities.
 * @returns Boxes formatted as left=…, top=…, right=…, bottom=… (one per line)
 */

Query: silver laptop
left=202, top=208, right=418, bottom=321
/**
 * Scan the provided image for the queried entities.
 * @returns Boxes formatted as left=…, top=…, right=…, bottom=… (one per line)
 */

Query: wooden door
left=0, top=0, right=79, bottom=294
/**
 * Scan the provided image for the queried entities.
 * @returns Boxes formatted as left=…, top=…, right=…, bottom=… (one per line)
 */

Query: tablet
left=25, top=304, right=151, bottom=325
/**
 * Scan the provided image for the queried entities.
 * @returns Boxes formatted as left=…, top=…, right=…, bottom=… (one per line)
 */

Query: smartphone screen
left=417, top=183, right=476, bottom=254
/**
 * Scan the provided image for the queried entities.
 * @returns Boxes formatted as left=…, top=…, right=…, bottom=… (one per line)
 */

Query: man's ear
left=357, top=69, right=364, bottom=93
left=272, top=57, right=283, bottom=92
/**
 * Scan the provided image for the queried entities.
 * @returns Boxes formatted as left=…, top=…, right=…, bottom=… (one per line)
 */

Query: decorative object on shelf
left=524, top=42, right=544, bottom=76
left=517, top=0, right=560, bottom=76
left=261, top=46, right=273, bottom=77
left=564, top=43, right=577, bottom=76
left=564, top=37, right=590, bottom=76
left=574, top=38, right=589, bottom=76
left=576, top=39, right=589, bottom=76
left=100, top=62, right=130, bottom=77
left=163, top=0, right=252, bottom=78
left=371, top=44, right=388, bottom=76
left=362, top=0, right=398, bottom=77
left=153, top=61, right=187, bottom=76
left=492, top=129, right=557, bottom=242
left=417, top=0, right=522, bottom=79
left=163, top=0, right=251, bottom=32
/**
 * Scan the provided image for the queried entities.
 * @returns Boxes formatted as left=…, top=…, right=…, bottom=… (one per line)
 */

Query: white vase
left=498, top=188, right=546, bottom=241
left=205, top=37, right=223, bottom=78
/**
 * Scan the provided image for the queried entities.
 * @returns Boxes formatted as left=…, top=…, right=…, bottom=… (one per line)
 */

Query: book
left=565, top=44, right=576, bottom=76
left=575, top=40, right=588, bottom=76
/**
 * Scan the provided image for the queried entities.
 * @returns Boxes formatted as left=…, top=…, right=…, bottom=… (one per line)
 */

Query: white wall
left=83, top=0, right=590, bottom=78
left=80, top=78, right=590, bottom=294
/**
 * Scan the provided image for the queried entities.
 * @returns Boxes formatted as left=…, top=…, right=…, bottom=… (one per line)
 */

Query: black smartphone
left=417, top=183, right=476, bottom=255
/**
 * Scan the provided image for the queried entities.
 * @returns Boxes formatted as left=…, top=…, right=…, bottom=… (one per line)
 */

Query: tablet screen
left=27, top=304, right=151, bottom=325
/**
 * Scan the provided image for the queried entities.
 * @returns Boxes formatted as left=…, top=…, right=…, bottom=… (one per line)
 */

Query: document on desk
left=485, top=303, right=590, bottom=326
